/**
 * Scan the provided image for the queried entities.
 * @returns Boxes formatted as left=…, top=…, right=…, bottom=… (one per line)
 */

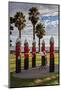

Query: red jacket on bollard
left=16, top=42, right=21, bottom=59
left=24, top=46, right=29, bottom=59
left=50, top=43, right=54, bottom=58
left=41, top=47, right=46, bottom=56
left=49, top=37, right=54, bottom=72
left=16, top=41, right=21, bottom=73
left=32, top=47, right=36, bottom=58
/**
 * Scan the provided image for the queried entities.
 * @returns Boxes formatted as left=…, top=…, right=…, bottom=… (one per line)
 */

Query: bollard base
left=16, top=58, right=21, bottom=73
left=41, top=56, right=46, bottom=66
left=24, top=58, right=29, bottom=70
left=49, top=57, right=54, bottom=72
left=32, top=55, right=36, bottom=67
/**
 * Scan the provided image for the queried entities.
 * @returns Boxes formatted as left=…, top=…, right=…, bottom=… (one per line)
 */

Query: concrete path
left=13, top=65, right=59, bottom=79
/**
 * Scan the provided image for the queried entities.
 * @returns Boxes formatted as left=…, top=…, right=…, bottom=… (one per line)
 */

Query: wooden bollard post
left=41, top=40, right=46, bottom=66
left=24, top=40, right=29, bottom=70
left=49, top=37, right=54, bottom=72
left=16, top=38, right=21, bottom=73
left=32, top=40, right=36, bottom=67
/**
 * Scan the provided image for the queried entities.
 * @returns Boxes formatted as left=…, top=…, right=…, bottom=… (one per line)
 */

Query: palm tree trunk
left=19, top=30, right=21, bottom=38
left=39, top=38, right=40, bottom=52
left=33, top=25, right=35, bottom=40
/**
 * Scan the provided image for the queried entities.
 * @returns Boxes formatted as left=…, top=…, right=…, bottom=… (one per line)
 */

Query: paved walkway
left=13, top=65, right=59, bottom=79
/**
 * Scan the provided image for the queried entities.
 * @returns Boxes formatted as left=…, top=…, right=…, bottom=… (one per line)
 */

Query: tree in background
left=10, top=12, right=26, bottom=38
left=10, top=17, right=14, bottom=47
left=36, top=23, right=45, bottom=52
left=29, top=7, right=40, bottom=40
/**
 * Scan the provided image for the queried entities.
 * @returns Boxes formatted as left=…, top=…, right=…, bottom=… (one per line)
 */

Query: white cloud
left=9, top=3, right=59, bottom=47
left=45, top=20, right=58, bottom=36
left=39, top=5, right=58, bottom=16
left=51, top=20, right=58, bottom=25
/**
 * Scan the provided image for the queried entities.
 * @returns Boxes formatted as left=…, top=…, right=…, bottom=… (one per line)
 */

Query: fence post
left=24, top=40, right=29, bottom=70
left=41, top=40, right=46, bottom=66
left=49, top=37, right=54, bottom=72
left=32, top=40, right=36, bottom=67
left=16, top=38, right=21, bottom=73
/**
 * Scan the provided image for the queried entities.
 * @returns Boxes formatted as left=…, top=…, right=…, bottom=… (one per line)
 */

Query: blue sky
left=41, top=15, right=58, bottom=21
left=9, top=2, right=59, bottom=47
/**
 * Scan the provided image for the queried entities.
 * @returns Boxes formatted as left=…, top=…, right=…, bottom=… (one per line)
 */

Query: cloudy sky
left=9, top=2, right=59, bottom=47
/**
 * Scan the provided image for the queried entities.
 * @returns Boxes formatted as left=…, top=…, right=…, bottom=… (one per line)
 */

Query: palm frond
left=36, top=23, right=45, bottom=39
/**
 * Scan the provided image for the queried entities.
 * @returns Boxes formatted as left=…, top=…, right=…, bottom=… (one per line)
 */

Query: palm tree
left=9, top=17, right=14, bottom=47
left=10, top=17, right=14, bottom=24
left=10, top=17, right=14, bottom=34
left=36, top=23, right=45, bottom=52
left=10, top=12, right=26, bottom=38
left=29, top=7, right=40, bottom=40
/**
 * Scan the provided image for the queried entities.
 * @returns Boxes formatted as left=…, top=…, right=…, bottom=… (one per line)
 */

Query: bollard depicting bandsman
left=16, top=38, right=21, bottom=73
left=49, top=37, right=55, bottom=72
left=24, top=40, right=30, bottom=70
left=32, top=40, right=36, bottom=67
left=41, top=40, right=47, bottom=66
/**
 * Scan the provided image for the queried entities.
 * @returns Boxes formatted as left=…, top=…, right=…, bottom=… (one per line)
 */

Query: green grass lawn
left=10, top=53, right=59, bottom=72
left=9, top=53, right=59, bottom=88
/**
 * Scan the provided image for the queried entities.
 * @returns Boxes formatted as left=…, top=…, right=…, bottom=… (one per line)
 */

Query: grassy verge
left=9, top=53, right=59, bottom=88
left=9, top=53, right=59, bottom=72
left=9, top=72, right=59, bottom=88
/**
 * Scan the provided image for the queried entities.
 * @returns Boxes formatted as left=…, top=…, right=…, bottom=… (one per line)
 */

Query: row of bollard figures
left=15, top=37, right=54, bottom=73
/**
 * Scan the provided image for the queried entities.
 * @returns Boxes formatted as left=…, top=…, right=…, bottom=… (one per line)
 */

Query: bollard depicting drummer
left=41, top=40, right=46, bottom=66
left=16, top=38, right=21, bottom=73
left=24, top=40, right=30, bottom=70
left=32, top=40, right=36, bottom=67
left=49, top=37, right=54, bottom=72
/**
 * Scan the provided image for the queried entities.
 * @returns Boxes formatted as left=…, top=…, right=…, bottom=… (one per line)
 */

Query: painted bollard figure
left=49, top=37, right=54, bottom=72
left=16, top=38, right=21, bottom=73
left=24, top=40, right=29, bottom=70
left=32, top=40, right=36, bottom=67
left=41, top=40, right=46, bottom=66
